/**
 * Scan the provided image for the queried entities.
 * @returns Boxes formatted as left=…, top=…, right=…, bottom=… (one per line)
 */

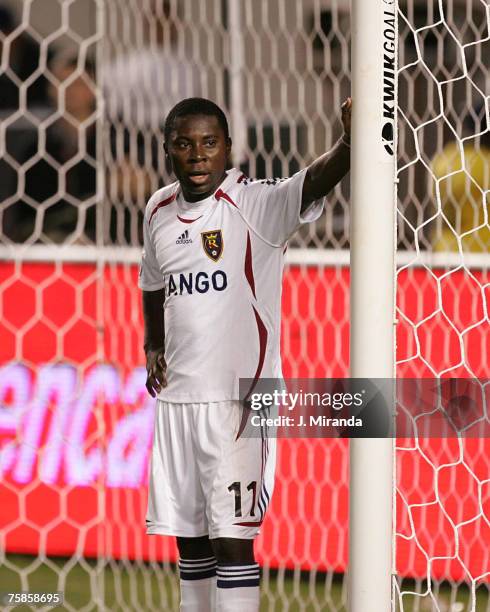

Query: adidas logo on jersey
left=176, top=230, right=192, bottom=244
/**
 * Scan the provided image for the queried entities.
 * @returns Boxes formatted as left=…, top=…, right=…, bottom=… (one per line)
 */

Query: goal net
left=395, top=1, right=489, bottom=610
left=0, top=0, right=488, bottom=611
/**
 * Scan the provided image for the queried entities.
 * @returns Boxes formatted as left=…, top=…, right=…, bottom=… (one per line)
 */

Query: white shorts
left=146, top=400, right=276, bottom=540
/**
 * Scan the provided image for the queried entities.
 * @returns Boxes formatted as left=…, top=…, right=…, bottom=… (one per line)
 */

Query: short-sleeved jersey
left=139, top=167, right=324, bottom=402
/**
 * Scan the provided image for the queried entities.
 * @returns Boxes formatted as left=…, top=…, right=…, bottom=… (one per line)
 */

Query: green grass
left=0, top=555, right=488, bottom=611
left=1, top=555, right=344, bottom=611
left=394, top=578, right=490, bottom=612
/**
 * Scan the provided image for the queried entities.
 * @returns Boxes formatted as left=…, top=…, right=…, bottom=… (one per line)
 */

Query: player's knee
left=211, top=537, right=255, bottom=564
left=176, top=535, right=214, bottom=560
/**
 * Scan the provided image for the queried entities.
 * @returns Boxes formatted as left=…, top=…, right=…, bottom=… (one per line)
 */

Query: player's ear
left=163, top=142, right=173, bottom=173
left=226, top=137, right=232, bottom=163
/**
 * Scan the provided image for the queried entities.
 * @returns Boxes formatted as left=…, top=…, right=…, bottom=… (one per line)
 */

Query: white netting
left=0, top=0, right=488, bottom=611
left=395, top=1, right=489, bottom=610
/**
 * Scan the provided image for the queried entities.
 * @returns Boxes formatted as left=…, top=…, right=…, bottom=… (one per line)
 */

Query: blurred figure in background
left=0, top=4, right=50, bottom=112
left=430, top=106, right=489, bottom=253
left=1, top=40, right=154, bottom=245
left=4, top=51, right=97, bottom=243
left=104, top=0, right=200, bottom=244
left=105, top=0, right=201, bottom=131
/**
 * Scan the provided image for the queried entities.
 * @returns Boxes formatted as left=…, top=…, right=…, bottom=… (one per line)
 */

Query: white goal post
left=349, top=0, right=396, bottom=610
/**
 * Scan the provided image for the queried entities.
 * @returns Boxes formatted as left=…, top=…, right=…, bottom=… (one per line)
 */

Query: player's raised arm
left=142, top=288, right=166, bottom=397
left=301, top=97, right=352, bottom=212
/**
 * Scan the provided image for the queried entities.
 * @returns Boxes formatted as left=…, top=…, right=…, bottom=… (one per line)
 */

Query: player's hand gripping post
left=301, top=97, right=352, bottom=211
left=341, top=97, right=352, bottom=143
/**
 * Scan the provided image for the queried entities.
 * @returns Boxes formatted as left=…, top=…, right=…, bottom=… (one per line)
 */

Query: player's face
left=166, top=114, right=231, bottom=202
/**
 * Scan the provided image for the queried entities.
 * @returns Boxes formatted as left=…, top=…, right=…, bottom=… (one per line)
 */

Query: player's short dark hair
left=164, top=97, right=230, bottom=143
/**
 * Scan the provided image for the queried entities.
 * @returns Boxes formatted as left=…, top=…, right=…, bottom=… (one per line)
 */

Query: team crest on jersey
left=201, top=230, right=223, bottom=262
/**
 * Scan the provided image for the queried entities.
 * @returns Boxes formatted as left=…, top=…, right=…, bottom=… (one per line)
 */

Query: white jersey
left=139, top=167, right=324, bottom=402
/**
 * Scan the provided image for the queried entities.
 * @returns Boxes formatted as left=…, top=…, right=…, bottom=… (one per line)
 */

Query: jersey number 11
left=228, top=481, right=257, bottom=517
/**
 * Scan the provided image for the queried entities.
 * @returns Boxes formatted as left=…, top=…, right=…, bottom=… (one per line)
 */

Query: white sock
left=216, top=563, right=260, bottom=612
left=179, top=556, right=217, bottom=612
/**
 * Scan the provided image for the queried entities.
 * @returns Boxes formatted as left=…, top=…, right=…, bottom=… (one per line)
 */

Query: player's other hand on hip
left=145, top=348, right=167, bottom=397
left=341, top=97, right=352, bottom=143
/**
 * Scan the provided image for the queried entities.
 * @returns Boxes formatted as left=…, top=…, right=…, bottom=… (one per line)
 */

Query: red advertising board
left=0, top=261, right=489, bottom=581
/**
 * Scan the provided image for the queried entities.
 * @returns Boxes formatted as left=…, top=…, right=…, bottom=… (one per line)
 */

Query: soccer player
left=140, top=97, right=351, bottom=612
